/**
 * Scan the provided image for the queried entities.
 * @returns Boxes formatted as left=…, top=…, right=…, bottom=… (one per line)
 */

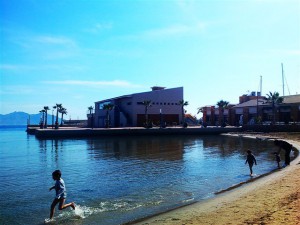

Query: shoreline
left=131, top=132, right=300, bottom=225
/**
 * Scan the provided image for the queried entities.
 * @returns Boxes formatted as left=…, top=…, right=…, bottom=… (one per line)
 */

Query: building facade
left=201, top=93, right=300, bottom=126
left=89, top=87, right=184, bottom=128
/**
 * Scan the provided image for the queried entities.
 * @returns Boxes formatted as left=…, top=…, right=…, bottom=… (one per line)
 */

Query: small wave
left=99, top=199, right=144, bottom=212
left=53, top=204, right=102, bottom=221
left=49, top=198, right=166, bottom=223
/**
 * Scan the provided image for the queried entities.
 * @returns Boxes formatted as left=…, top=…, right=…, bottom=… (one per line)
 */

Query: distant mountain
left=0, top=111, right=60, bottom=125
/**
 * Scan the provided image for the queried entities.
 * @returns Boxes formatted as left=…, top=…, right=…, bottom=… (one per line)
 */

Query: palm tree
left=265, top=91, right=283, bottom=123
left=88, top=106, right=94, bottom=114
left=103, top=103, right=114, bottom=128
left=142, top=100, right=152, bottom=127
left=216, top=100, right=229, bottom=127
left=197, top=107, right=204, bottom=115
left=53, top=103, right=62, bottom=129
left=179, top=100, right=188, bottom=127
left=88, top=106, right=94, bottom=128
left=43, top=106, right=49, bottom=128
left=59, top=107, right=67, bottom=126
left=197, top=107, right=206, bottom=127
left=39, top=109, right=45, bottom=128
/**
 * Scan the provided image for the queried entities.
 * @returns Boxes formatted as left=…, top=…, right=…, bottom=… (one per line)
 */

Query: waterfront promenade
left=27, top=126, right=242, bottom=138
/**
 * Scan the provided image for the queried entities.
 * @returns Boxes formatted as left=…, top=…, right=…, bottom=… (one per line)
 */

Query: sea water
left=0, top=126, right=282, bottom=225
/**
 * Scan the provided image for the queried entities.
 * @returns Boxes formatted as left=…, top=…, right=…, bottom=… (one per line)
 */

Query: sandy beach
left=134, top=132, right=300, bottom=225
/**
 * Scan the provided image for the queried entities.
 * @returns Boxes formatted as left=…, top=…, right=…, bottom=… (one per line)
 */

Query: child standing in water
left=274, top=152, right=281, bottom=168
left=49, top=170, right=75, bottom=219
left=245, top=150, right=257, bottom=176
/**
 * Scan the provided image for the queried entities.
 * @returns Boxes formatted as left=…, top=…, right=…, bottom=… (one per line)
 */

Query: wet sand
left=134, top=132, right=300, bottom=225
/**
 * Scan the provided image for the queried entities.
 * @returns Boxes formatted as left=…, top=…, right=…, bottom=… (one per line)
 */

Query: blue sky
left=1, top=0, right=299, bottom=119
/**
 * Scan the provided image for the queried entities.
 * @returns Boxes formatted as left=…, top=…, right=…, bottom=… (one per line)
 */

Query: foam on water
left=44, top=205, right=92, bottom=223
left=44, top=218, right=54, bottom=224
left=44, top=200, right=154, bottom=224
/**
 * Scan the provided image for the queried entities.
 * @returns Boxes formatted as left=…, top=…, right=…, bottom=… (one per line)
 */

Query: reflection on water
left=0, top=128, right=282, bottom=225
left=85, top=136, right=187, bottom=161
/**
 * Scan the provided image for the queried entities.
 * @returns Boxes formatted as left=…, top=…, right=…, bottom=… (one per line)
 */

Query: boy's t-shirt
left=55, top=178, right=67, bottom=199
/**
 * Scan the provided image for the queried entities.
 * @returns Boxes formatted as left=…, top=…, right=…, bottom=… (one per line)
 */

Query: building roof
left=95, top=95, right=132, bottom=104
left=233, top=94, right=300, bottom=108
left=283, top=94, right=300, bottom=104
left=233, top=99, right=267, bottom=108
left=95, top=86, right=183, bottom=104
left=151, top=86, right=166, bottom=91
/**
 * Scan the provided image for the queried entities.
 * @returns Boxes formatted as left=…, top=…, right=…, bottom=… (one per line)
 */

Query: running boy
left=245, top=150, right=257, bottom=176
left=49, top=170, right=75, bottom=219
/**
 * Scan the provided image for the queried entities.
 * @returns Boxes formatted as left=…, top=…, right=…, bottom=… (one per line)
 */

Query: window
left=99, top=101, right=112, bottom=109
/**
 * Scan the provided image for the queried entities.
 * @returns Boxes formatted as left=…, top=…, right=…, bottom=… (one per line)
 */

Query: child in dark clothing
left=245, top=150, right=257, bottom=176
left=274, top=140, right=293, bottom=166
left=274, top=152, right=281, bottom=168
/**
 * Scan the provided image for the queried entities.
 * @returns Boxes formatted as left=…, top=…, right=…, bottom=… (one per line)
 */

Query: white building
left=90, top=86, right=184, bottom=128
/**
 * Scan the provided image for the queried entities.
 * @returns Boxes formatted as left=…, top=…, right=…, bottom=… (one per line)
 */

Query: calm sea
left=0, top=126, right=280, bottom=225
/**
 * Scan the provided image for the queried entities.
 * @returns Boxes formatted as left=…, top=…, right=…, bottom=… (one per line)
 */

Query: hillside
left=0, top=112, right=60, bottom=125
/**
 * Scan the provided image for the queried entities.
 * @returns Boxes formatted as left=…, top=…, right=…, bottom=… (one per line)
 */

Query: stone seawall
left=242, top=124, right=300, bottom=132
left=31, top=127, right=242, bottom=139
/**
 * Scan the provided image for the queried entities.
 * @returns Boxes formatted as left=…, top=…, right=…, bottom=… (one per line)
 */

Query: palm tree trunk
left=106, top=111, right=109, bottom=128
left=45, top=111, right=48, bottom=128
left=55, top=109, right=59, bottom=129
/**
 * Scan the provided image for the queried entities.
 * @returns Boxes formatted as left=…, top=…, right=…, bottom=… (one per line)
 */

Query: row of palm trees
left=196, top=91, right=283, bottom=126
left=39, top=104, right=67, bottom=129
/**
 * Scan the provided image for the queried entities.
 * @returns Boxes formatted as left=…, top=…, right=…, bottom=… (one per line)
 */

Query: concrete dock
left=27, top=126, right=242, bottom=139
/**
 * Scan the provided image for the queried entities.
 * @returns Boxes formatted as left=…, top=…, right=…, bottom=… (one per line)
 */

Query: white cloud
left=34, top=35, right=76, bottom=47
left=84, top=22, right=113, bottom=34
left=143, top=23, right=205, bottom=38
left=176, top=0, right=197, bottom=12
left=43, top=80, right=143, bottom=88
left=280, top=50, right=300, bottom=56
left=0, top=64, right=85, bottom=72
left=0, top=64, right=36, bottom=71
left=0, top=85, right=35, bottom=95
left=122, top=22, right=207, bottom=41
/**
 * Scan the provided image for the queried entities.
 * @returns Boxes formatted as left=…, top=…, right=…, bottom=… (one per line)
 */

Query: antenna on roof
left=282, top=63, right=285, bottom=96
left=260, top=75, right=262, bottom=96
left=281, top=63, right=291, bottom=96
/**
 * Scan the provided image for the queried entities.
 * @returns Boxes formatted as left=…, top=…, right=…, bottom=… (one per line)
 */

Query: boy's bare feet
left=71, top=202, right=75, bottom=210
